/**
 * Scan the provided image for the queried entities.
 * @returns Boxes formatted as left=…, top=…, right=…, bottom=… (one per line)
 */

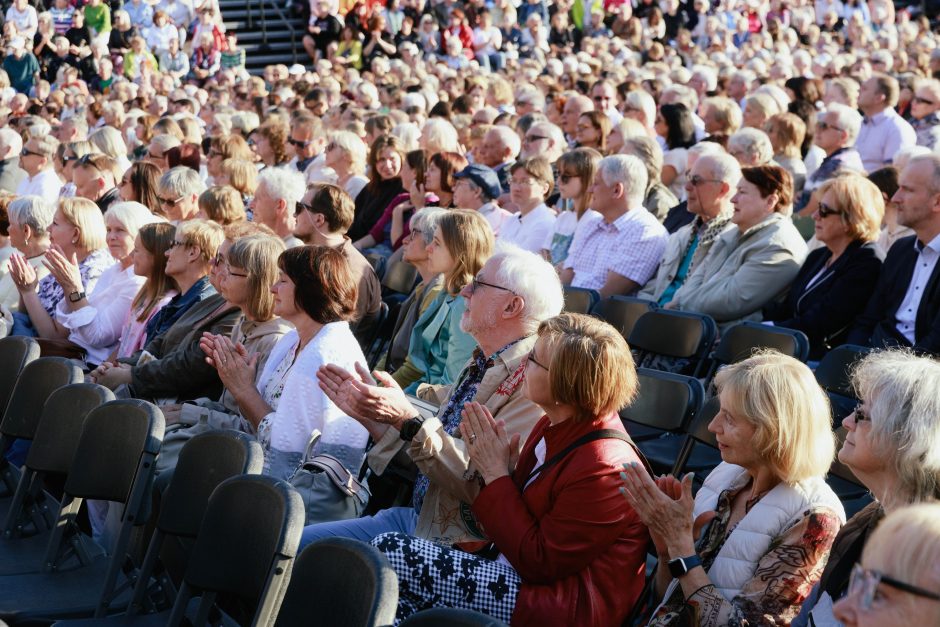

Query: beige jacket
left=368, top=334, right=543, bottom=544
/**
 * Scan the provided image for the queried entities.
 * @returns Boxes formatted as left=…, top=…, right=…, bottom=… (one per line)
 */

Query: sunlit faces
left=48, top=209, right=79, bottom=249
left=131, top=234, right=153, bottom=277
left=105, top=215, right=135, bottom=262
left=522, top=335, right=556, bottom=408
left=271, top=269, right=300, bottom=318
left=730, top=178, right=775, bottom=231
left=707, top=390, right=760, bottom=469
left=375, top=147, right=402, bottom=181
left=424, top=227, right=456, bottom=275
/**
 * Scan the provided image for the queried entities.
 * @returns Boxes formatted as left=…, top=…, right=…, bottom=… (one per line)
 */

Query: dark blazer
left=663, top=200, right=694, bottom=233
left=764, top=240, right=883, bottom=360
left=846, top=235, right=940, bottom=355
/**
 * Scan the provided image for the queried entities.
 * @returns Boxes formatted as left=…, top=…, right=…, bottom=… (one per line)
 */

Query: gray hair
left=0, top=127, right=22, bottom=157
left=104, top=201, right=163, bottom=238
left=258, top=167, right=306, bottom=206
left=150, top=133, right=182, bottom=154
left=623, top=90, right=656, bottom=128
left=728, top=128, right=774, bottom=166
left=421, top=118, right=460, bottom=154
left=597, top=154, right=648, bottom=207
left=391, top=123, right=421, bottom=152
left=824, top=102, right=863, bottom=145
left=159, top=166, right=207, bottom=197
left=526, top=121, right=566, bottom=161
left=688, top=141, right=726, bottom=160
left=409, top=207, right=446, bottom=246
left=852, top=349, right=940, bottom=507
left=622, top=135, right=664, bottom=188
left=488, top=125, right=521, bottom=161
left=490, top=244, right=564, bottom=333
left=328, top=130, right=368, bottom=176
left=8, top=196, right=54, bottom=237
left=700, top=152, right=742, bottom=187
left=89, top=126, right=128, bottom=161
left=909, top=153, right=940, bottom=195
left=515, top=84, right=546, bottom=110
left=30, top=134, right=59, bottom=159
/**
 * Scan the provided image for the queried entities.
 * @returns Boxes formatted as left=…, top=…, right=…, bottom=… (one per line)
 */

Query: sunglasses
left=294, top=200, right=314, bottom=216
left=169, top=239, right=188, bottom=248
left=847, top=564, right=940, bottom=611
left=159, top=195, right=186, bottom=206
left=853, top=404, right=871, bottom=422
left=288, top=138, right=313, bottom=148
left=524, top=134, right=549, bottom=143
left=914, top=96, right=936, bottom=106
left=817, top=120, right=844, bottom=132
left=817, top=202, right=843, bottom=219
left=21, top=148, right=42, bottom=157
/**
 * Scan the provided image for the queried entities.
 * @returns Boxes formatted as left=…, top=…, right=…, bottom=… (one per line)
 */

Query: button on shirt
left=497, top=203, right=556, bottom=254
left=855, top=108, right=916, bottom=173
left=564, top=208, right=668, bottom=291
left=895, top=234, right=940, bottom=344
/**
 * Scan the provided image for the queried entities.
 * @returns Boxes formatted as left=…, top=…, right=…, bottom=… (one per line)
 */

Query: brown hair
left=367, top=135, right=404, bottom=191
left=740, top=165, right=793, bottom=213
left=211, top=134, right=254, bottom=162
left=166, top=143, right=202, bottom=172
left=556, top=148, right=601, bottom=218
left=198, top=186, right=246, bottom=225
left=764, top=113, right=806, bottom=159
left=429, top=151, right=469, bottom=194
left=510, top=157, right=555, bottom=199
left=220, top=158, right=258, bottom=197
left=578, top=110, right=612, bottom=154
left=436, top=209, right=494, bottom=295
left=226, top=234, right=285, bottom=321
left=277, top=245, right=358, bottom=324
left=132, top=222, right=178, bottom=321
left=255, top=120, right=289, bottom=165
left=308, top=184, right=355, bottom=233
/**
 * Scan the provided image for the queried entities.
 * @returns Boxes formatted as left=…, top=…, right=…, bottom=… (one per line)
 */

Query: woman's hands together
left=460, top=401, right=520, bottom=485
left=43, top=245, right=84, bottom=297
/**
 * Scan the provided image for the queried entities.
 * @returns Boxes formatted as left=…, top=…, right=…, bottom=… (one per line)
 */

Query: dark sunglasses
left=853, top=404, right=871, bottom=422
left=21, top=148, right=42, bottom=158
left=817, top=202, right=843, bottom=219
left=288, top=138, right=313, bottom=148
left=295, top=200, right=315, bottom=216
left=914, top=96, right=936, bottom=106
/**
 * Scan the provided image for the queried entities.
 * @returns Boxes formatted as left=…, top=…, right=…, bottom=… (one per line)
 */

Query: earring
left=71, top=239, right=77, bottom=244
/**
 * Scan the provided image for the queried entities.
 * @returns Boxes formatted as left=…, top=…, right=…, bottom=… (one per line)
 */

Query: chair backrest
left=710, top=322, right=810, bottom=369
left=274, top=537, right=398, bottom=627
left=382, top=259, right=418, bottom=294
left=562, top=286, right=600, bottom=314
left=670, top=395, right=721, bottom=476
left=365, top=252, right=387, bottom=280
left=591, top=296, right=656, bottom=342
left=64, top=400, right=165, bottom=504
left=815, top=344, right=871, bottom=398
left=0, top=336, right=39, bottom=423
left=399, top=608, right=509, bottom=626
left=620, top=369, right=704, bottom=433
left=0, top=357, right=83, bottom=440
left=628, top=309, right=717, bottom=364
left=25, top=383, right=115, bottom=474
left=170, top=475, right=304, bottom=627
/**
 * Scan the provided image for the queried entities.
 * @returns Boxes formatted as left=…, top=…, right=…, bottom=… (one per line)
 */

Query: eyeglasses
left=817, top=120, right=844, bottom=132
left=509, top=177, right=536, bottom=187
left=169, top=239, right=188, bottom=248
left=817, top=202, right=843, bottom=219
left=211, top=251, right=224, bottom=266
left=914, top=95, right=936, bottom=106
left=847, top=564, right=940, bottom=611
left=148, top=151, right=165, bottom=160
left=159, top=195, right=186, bottom=206
left=469, top=276, right=515, bottom=295
left=62, top=154, right=79, bottom=163
left=526, top=350, right=549, bottom=370
left=294, top=200, right=314, bottom=216
left=224, top=262, right=248, bottom=278
left=288, top=137, right=313, bottom=148
left=524, top=134, right=549, bottom=144
left=209, top=150, right=223, bottom=158
left=21, top=148, right=42, bottom=157
left=593, top=95, right=612, bottom=102
left=853, top=404, right=871, bottom=422
left=688, top=174, right=722, bottom=186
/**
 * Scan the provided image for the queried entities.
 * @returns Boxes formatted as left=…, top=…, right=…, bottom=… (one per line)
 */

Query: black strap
left=525, top=429, right=650, bottom=484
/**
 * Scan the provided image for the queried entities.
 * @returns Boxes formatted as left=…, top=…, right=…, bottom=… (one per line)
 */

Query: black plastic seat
left=0, top=336, right=39, bottom=424
left=619, top=369, right=704, bottom=442
left=275, top=537, right=398, bottom=627
left=399, top=608, right=509, bottom=626
left=591, top=296, right=656, bottom=342
left=0, top=400, right=164, bottom=623
left=702, top=322, right=810, bottom=386
left=816, top=345, right=871, bottom=424
left=562, top=286, right=600, bottom=314
left=382, top=259, right=418, bottom=295
left=628, top=309, right=717, bottom=377
left=639, top=395, right=721, bottom=477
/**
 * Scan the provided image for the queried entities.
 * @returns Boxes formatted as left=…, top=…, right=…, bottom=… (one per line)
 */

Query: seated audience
left=802, top=103, right=865, bottom=202
left=197, top=185, right=246, bottom=226
left=324, top=131, right=369, bottom=200
left=157, top=166, right=206, bottom=223
left=622, top=352, right=844, bottom=626
left=542, top=147, right=600, bottom=266
left=452, top=163, right=512, bottom=237
left=855, top=74, right=916, bottom=174
left=373, top=313, right=649, bottom=625
left=353, top=149, right=429, bottom=255
left=0, top=196, right=53, bottom=311
left=348, top=135, right=405, bottom=242
left=118, top=160, right=162, bottom=215
left=251, top=167, right=305, bottom=248
left=498, top=157, right=557, bottom=254
left=16, top=134, right=61, bottom=208
left=71, top=152, right=122, bottom=213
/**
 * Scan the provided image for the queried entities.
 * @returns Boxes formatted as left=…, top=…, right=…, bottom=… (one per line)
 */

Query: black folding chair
left=702, top=322, right=810, bottom=387
left=628, top=310, right=717, bottom=377
left=637, top=395, right=721, bottom=478
left=382, top=259, right=419, bottom=296
left=619, top=369, right=704, bottom=442
left=591, top=296, right=656, bottom=342
left=399, top=608, right=509, bottom=626
left=562, top=286, right=600, bottom=314
left=274, top=537, right=398, bottom=627
left=815, top=344, right=871, bottom=424
left=0, top=336, right=39, bottom=424
left=0, top=400, right=164, bottom=623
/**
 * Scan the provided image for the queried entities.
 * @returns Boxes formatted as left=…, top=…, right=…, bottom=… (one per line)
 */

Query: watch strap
left=668, top=554, right=703, bottom=578
left=399, top=416, right=425, bottom=441
left=69, top=290, right=86, bottom=303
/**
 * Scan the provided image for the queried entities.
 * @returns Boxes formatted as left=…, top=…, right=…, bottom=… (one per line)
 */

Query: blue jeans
left=11, top=311, right=37, bottom=337
left=298, top=506, right=418, bottom=550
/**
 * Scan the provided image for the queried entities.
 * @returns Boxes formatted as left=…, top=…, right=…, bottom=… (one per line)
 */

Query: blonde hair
left=436, top=209, right=494, bottom=295
left=175, top=219, right=225, bottom=264
left=714, top=351, right=836, bottom=483
left=226, top=234, right=286, bottom=321
left=220, top=158, right=258, bottom=197
left=863, top=503, right=940, bottom=593
left=328, top=130, right=368, bottom=176
left=816, top=175, right=884, bottom=242
left=539, top=313, right=638, bottom=422
left=198, top=186, right=246, bottom=225
left=58, top=197, right=106, bottom=251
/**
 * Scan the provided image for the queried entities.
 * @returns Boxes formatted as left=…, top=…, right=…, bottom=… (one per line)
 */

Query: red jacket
left=473, top=413, right=649, bottom=627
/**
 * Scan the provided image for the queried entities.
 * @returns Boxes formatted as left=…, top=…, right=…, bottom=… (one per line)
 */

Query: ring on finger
left=469, top=433, right=477, bottom=444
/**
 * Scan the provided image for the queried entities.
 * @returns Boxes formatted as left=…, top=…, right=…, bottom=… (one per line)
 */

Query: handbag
left=289, top=430, right=371, bottom=525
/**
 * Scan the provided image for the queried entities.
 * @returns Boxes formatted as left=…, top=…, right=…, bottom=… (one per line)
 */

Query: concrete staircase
left=219, top=0, right=308, bottom=75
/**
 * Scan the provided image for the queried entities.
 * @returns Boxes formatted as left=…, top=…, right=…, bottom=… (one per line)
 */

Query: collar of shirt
left=478, top=201, right=501, bottom=215
left=597, top=206, right=645, bottom=233
left=515, top=203, right=550, bottom=223
left=863, top=109, right=890, bottom=126
left=915, top=231, right=940, bottom=254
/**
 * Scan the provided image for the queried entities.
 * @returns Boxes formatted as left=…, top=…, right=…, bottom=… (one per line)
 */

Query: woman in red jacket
left=370, top=313, right=650, bottom=625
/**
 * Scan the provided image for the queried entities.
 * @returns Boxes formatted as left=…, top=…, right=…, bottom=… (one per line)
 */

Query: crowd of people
left=0, top=0, right=940, bottom=623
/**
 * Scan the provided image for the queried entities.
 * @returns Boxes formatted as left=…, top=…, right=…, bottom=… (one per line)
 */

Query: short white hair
left=824, top=102, right=863, bottom=145
left=328, top=130, right=368, bottom=176
left=688, top=141, right=726, bottom=160
left=598, top=155, right=648, bottom=207
left=151, top=133, right=181, bottom=154
left=728, top=128, right=774, bottom=165
left=8, top=196, right=54, bottom=237
left=491, top=245, right=564, bottom=333
left=515, top=84, right=546, bottom=110
left=488, top=125, right=521, bottom=161
left=231, top=111, right=260, bottom=135
left=526, top=121, right=566, bottom=160
left=401, top=92, right=427, bottom=111
left=623, top=90, right=656, bottom=127
left=104, top=201, right=163, bottom=238
left=691, top=64, right=718, bottom=91
left=159, top=166, right=207, bottom=197
left=421, top=118, right=460, bottom=154
left=894, top=145, right=932, bottom=171
left=0, top=127, right=22, bottom=157
left=89, top=126, right=128, bottom=161
left=258, top=167, right=306, bottom=206
left=391, top=122, right=421, bottom=152
left=698, top=152, right=742, bottom=189
left=754, top=84, right=791, bottom=112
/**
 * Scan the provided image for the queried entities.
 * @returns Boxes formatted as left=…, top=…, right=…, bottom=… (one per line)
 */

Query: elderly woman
left=794, top=350, right=940, bottom=625
left=202, top=245, right=369, bottom=480
left=348, top=135, right=405, bottom=242
left=324, top=131, right=369, bottom=200
left=832, top=503, right=940, bottom=626
left=622, top=135, right=679, bottom=221
left=622, top=352, right=845, bottom=626
left=373, top=314, right=649, bottom=625
left=765, top=113, right=808, bottom=196
left=391, top=210, right=493, bottom=392
left=727, top=128, right=775, bottom=167
left=0, top=196, right=54, bottom=311
left=667, top=165, right=808, bottom=329
left=764, top=175, right=884, bottom=359
left=9, top=197, right=113, bottom=338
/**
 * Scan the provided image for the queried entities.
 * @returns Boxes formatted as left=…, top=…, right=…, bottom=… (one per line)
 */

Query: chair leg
left=2, top=468, right=36, bottom=538
left=42, top=495, right=86, bottom=572
left=127, top=529, right=169, bottom=617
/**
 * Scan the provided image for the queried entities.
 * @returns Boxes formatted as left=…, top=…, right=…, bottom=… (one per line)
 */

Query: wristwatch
left=667, top=555, right=703, bottom=578
left=68, top=290, right=86, bottom=303
left=399, top=416, right=425, bottom=441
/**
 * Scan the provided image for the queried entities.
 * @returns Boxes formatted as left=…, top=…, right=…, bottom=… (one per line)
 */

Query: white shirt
left=894, top=234, right=940, bottom=344
left=478, top=201, right=513, bottom=236
left=16, top=168, right=62, bottom=208
left=855, top=108, right=916, bottom=173
left=55, top=262, right=144, bottom=365
left=5, top=5, right=38, bottom=38
left=497, top=203, right=556, bottom=254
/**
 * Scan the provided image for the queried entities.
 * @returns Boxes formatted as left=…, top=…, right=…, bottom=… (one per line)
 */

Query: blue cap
left=453, top=164, right=502, bottom=201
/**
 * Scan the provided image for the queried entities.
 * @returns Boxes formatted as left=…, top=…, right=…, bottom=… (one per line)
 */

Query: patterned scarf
left=687, top=213, right=732, bottom=272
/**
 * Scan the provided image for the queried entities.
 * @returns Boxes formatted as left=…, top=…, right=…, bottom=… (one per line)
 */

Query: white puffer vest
left=670, top=463, right=845, bottom=602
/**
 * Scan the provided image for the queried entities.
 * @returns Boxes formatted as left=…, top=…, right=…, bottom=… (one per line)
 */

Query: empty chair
left=0, top=400, right=164, bottom=623
left=627, top=309, right=717, bottom=377
left=702, top=322, right=810, bottom=386
left=399, top=608, right=509, bottom=626
left=591, top=295, right=656, bottom=342
left=164, top=475, right=304, bottom=626
left=0, top=357, right=84, bottom=494
left=619, top=369, right=704, bottom=442
left=815, top=344, right=871, bottom=424
left=275, top=537, right=398, bottom=627
left=562, top=286, right=600, bottom=314
left=637, top=395, right=722, bottom=478
left=0, top=337, right=39, bottom=424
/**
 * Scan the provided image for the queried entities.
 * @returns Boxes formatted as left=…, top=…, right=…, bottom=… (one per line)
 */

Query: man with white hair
left=299, top=246, right=564, bottom=547
left=53, top=114, right=88, bottom=144
left=804, top=103, right=865, bottom=198
left=856, top=73, right=916, bottom=173
left=157, top=166, right=206, bottom=223
left=727, top=128, right=774, bottom=167
left=640, top=153, right=740, bottom=305
left=252, top=167, right=305, bottom=248
left=910, top=79, right=940, bottom=150
left=15, top=134, right=60, bottom=207
left=478, top=126, right=520, bottom=194
left=0, top=127, right=26, bottom=194
left=561, top=94, right=593, bottom=144
left=662, top=142, right=727, bottom=232
left=520, top=121, right=566, bottom=162
left=561, top=155, right=667, bottom=296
